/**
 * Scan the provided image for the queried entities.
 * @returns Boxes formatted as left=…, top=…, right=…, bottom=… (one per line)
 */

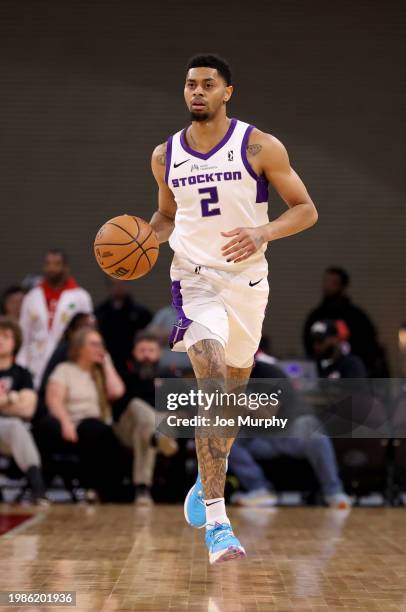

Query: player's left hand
left=221, top=227, right=265, bottom=263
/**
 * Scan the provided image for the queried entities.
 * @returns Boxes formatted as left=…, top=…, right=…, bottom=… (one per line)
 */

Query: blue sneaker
left=205, top=521, right=246, bottom=564
left=184, top=474, right=206, bottom=528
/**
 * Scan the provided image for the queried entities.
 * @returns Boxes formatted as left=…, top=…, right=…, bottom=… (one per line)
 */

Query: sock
left=205, top=497, right=230, bottom=527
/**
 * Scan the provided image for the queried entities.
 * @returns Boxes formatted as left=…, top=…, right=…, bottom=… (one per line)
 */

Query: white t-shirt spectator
left=49, top=363, right=101, bottom=424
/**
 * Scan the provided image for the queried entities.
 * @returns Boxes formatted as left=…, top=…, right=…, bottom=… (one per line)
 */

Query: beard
left=135, top=360, right=159, bottom=380
left=190, top=111, right=210, bottom=122
left=47, top=272, right=65, bottom=286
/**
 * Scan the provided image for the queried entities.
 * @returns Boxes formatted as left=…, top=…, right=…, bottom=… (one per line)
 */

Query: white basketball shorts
left=169, top=254, right=269, bottom=369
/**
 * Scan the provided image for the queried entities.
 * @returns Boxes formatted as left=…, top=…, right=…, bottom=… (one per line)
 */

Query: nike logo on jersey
left=249, top=278, right=263, bottom=287
left=173, top=159, right=190, bottom=168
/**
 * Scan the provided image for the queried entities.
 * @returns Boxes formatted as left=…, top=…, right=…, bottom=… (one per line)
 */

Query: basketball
left=94, top=214, right=159, bottom=280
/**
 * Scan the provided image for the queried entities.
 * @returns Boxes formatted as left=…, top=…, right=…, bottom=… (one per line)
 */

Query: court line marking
left=1, top=510, right=48, bottom=538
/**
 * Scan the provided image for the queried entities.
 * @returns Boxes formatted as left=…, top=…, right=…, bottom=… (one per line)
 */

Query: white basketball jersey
left=165, top=118, right=269, bottom=271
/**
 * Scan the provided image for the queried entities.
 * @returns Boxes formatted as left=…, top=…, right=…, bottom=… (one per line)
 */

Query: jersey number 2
left=199, top=187, right=220, bottom=217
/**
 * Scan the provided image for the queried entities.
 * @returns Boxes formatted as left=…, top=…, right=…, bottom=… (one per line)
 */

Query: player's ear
left=223, top=85, right=234, bottom=104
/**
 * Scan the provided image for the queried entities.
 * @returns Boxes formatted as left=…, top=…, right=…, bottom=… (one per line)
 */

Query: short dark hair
left=46, top=248, right=69, bottom=265
left=186, top=54, right=232, bottom=86
left=133, top=330, right=160, bottom=348
left=325, top=266, right=350, bottom=288
left=0, top=316, right=23, bottom=356
left=63, top=312, right=96, bottom=341
left=0, top=285, right=24, bottom=314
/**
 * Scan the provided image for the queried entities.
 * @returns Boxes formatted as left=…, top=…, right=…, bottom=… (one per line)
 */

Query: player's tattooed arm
left=256, top=131, right=318, bottom=240
left=155, top=142, right=167, bottom=166
left=150, top=142, right=176, bottom=243
left=246, top=143, right=262, bottom=157
left=221, top=128, right=318, bottom=261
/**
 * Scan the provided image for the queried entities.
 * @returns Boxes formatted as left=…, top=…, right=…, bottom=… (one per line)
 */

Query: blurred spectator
left=39, top=312, right=97, bottom=398
left=95, top=279, right=152, bottom=372
left=21, top=274, right=42, bottom=292
left=113, top=331, right=178, bottom=504
left=37, top=327, right=124, bottom=501
left=0, top=286, right=25, bottom=321
left=303, top=267, right=389, bottom=376
left=17, top=249, right=93, bottom=388
left=255, top=334, right=277, bottom=366
left=0, top=317, right=47, bottom=504
left=148, top=305, right=192, bottom=373
left=310, top=319, right=367, bottom=378
left=148, top=305, right=177, bottom=345
left=229, top=359, right=351, bottom=508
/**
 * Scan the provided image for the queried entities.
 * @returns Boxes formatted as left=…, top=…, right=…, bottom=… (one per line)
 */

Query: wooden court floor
left=0, top=504, right=405, bottom=611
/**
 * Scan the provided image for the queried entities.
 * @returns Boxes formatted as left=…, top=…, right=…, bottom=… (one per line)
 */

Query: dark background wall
left=0, top=0, right=404, bottom=369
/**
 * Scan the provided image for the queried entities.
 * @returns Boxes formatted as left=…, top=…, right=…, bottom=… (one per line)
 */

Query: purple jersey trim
left=180, top=118, right=237, bottom=161
left=241, top=124, right=269, bottom=203
left=164, top=136, right=173, bottom=184
left=256, top=176, right=269, bottom=203
left=241, top=124, right=258, bottom=180
left=169, top=280, right=193, bottom=348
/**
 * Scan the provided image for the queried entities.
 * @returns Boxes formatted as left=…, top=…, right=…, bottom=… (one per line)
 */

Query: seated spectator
left=113, top=331, right=178, bottom=504
left=39, top=312, right=97, bottom=397
left=1, top=286, right=25, bottom=321
left=95, top=279, right=152, bottom=372
left=37, top=327, right=125, bottom=502
left=303, top=266, right=389, bottom=376
left=310, top=319, right=367, bottom=378
left=228, top=358, right=351, bottom=509
left=0, top=317, right=47, bottom=504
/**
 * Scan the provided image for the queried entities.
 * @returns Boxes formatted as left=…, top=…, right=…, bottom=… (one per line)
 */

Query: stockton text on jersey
left=172, top=171, right=242, bottom=188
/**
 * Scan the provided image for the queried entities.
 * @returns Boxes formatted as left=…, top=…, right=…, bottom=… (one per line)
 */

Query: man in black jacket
left=95, top=279, right=152, bottom=372
left=303, top=267, right=388, bottom=376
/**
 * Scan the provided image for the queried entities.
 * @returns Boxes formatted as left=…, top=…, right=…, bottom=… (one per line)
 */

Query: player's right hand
left=221, top=227, right=265, bottom=263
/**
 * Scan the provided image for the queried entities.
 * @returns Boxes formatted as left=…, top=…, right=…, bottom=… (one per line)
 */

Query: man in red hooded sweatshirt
left=17, top=249, right=93, bottom=388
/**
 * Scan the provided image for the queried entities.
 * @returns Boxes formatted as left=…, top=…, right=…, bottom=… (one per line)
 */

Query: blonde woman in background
left=38, top=327, right=124, bottom=501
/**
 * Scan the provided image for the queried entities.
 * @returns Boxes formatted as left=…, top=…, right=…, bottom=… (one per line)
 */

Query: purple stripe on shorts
left=180, top=118, right=237, bottom=160
left=165, top=135, right=173, bottom=184
left=241, top=124, right=269, bottom=203
left=169, top=280, right=193, bottom=348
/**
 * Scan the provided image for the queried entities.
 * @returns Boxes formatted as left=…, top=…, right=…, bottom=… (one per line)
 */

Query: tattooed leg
left=187, top=341, right=253, bottom=499
left=188, top=340, right=229, bottom=499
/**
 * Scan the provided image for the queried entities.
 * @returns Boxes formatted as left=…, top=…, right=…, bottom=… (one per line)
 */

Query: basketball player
left=150, top=55, right=318, bottom=564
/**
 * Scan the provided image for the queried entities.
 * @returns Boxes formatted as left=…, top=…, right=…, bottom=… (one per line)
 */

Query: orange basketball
left=94, top=214, right=159, bottom=280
